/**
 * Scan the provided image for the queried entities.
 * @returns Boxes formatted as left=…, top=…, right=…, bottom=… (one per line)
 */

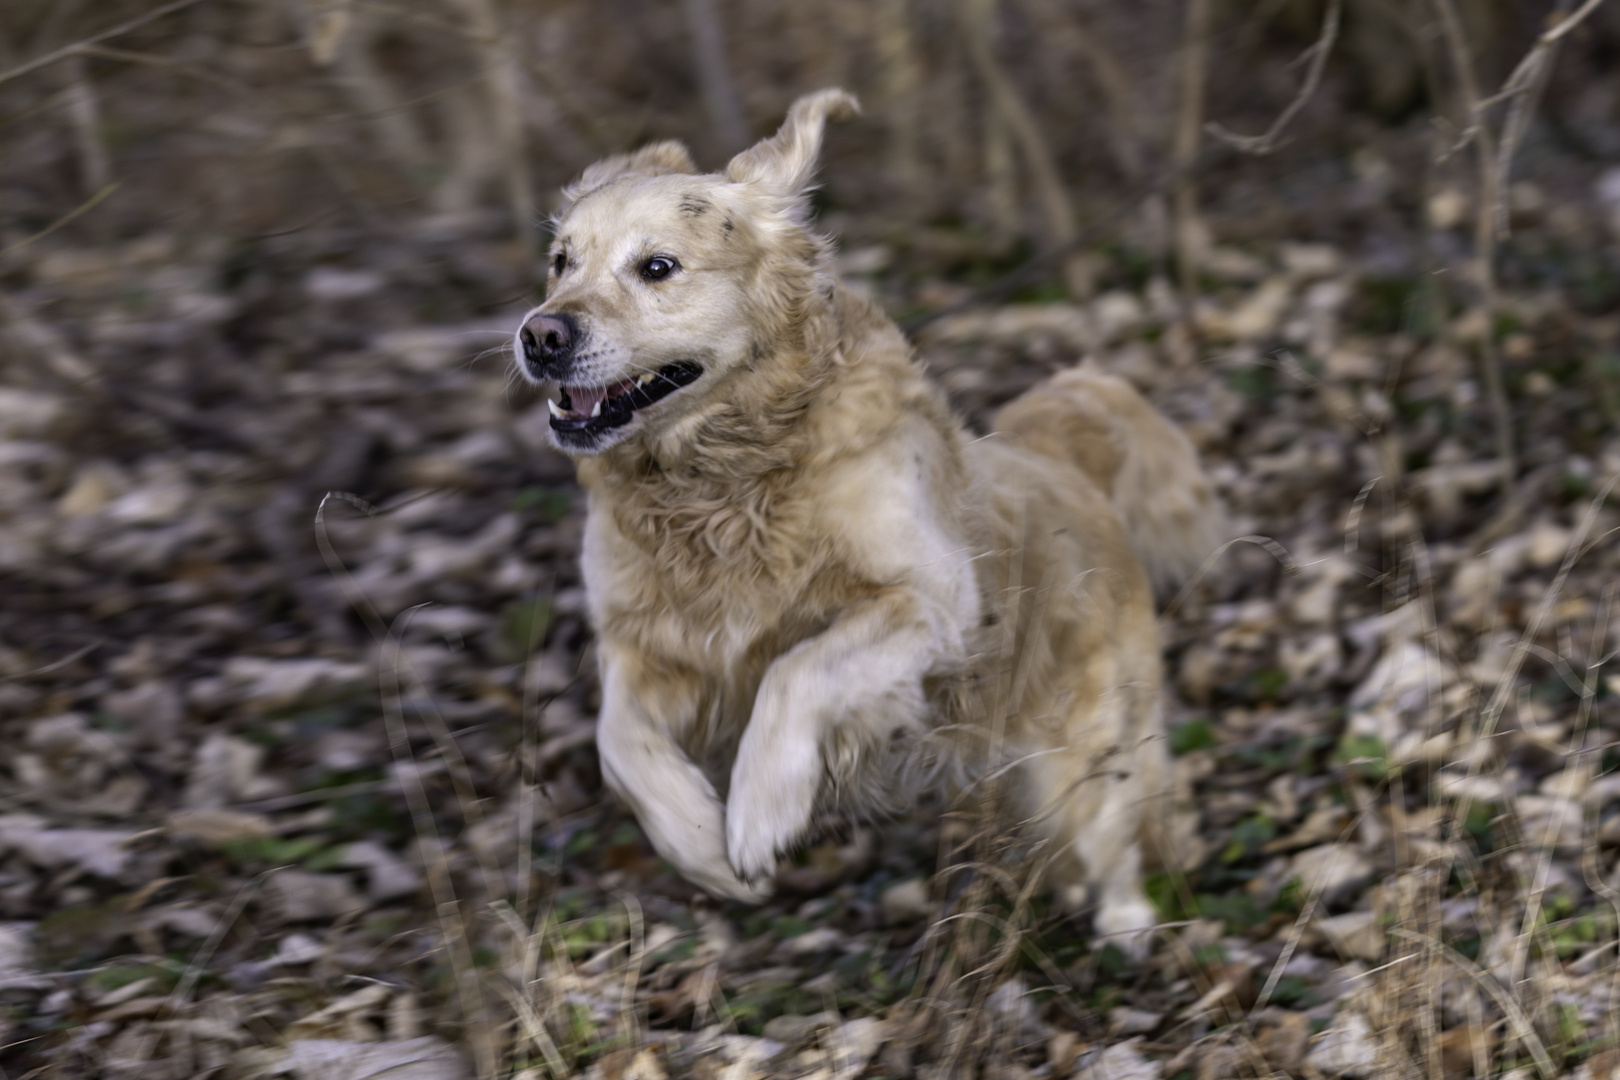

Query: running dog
left=512, top=89, right=1222, bottom=950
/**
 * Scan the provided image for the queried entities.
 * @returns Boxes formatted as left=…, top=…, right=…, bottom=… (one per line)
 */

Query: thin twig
left=1487, top=0, right=1608, bottom=238
left=0, top=183, right=119, bottom=260
left=0, top=0, right=209, bottom=88
left=1205, top=0, right=1340, bottom=155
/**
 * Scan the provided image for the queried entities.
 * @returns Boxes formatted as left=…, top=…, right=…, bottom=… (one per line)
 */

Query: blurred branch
left=1014, top=0, right=1145, bottom=180
left=681, top=0, right=749, bottom=156
left=900, top=143, right=1236, bottom=334
left=0, top=181, right=118, bottom=260
left=62, top=53, right=109, bottom=196
left=876, top=0, right=922, bottom=198
left=1426, top=0, right=1607, bottom=482
left=355, top=0, right=616, bottom=157
left=1206, top=0, right=1340, bottom=156
left=0, top=0, right=208, bottom=88
left=1486, top=0, right=1606, bottom=238
left=325, top=9, right=432, bottom=184
left=76, top=45, right=248, bottom=92
left=453, top=0, right=538, bottom=282
left=1172, top=0, right=1213, bottom=294
left=958, top=0, right=1077, bottom=254
left=1430, top=0, right=1509, bottom=477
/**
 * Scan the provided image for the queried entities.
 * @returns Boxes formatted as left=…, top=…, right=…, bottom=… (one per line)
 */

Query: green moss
left=511, top=486, right=572, bottom=523
left=1333, top=733, right=1391, bottom=780
left=1170, top=718, right=1217, bottom=755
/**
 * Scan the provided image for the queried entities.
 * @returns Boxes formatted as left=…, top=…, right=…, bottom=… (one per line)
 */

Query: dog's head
left=513, top=88, right=859, bottom=455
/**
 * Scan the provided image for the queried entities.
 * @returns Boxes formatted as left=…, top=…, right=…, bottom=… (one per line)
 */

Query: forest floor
left=3, top=159, right=1620, bottom=1080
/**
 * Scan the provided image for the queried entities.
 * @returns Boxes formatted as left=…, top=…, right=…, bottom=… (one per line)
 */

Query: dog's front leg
left=596, top=644, right=768, bottom=903
left=726, top=590, right=942, bottom=885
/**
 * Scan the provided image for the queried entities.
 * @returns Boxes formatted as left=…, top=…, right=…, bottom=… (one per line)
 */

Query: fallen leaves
left=1, top=174, right=1618, bottom=1080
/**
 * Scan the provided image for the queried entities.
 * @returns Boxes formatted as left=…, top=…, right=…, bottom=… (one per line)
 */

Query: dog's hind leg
left=596, top=645, right=768, bottom=903
left=1023, top=684, right=1164, bottom=961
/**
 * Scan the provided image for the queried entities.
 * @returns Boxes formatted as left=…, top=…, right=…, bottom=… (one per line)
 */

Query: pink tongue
left=565, top=386, right=608, bottom=415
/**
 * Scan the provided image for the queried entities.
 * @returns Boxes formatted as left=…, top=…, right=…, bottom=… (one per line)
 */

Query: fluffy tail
left=993, top=367, right=1225, bottom=599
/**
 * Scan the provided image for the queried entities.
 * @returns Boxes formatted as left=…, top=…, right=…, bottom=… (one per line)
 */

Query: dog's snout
left=519, top=312, right=578, bottom=374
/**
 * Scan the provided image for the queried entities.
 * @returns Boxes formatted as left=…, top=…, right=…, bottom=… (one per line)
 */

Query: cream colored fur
left=513, top=89, right=1223, bottom=950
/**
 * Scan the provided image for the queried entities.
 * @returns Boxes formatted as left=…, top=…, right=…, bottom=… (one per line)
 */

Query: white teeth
left=547, top=398, right=564, bottom=417
left=639, top=373, right=653, bottom=385
left=590, top=399, right=602, bottom=418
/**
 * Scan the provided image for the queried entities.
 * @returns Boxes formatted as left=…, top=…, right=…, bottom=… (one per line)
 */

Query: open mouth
left=547, top=361, right=703, bottom=436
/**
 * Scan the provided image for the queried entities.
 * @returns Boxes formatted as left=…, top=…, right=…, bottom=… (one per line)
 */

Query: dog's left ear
left=725, top=88, right=859, bottom=212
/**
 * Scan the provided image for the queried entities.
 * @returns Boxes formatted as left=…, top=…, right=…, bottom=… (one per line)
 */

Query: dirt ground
left=4, top=2, right=1620, bottom=1078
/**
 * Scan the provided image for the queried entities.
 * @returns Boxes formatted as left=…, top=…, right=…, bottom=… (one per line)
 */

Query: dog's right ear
left=558, top=140, right=697, bottom=211
left=725, top=88, right=859, bottom=215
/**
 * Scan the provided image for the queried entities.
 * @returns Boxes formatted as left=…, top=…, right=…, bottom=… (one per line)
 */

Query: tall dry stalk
left=681, top=0, right=749, bottom=155
left=324, top=8, right=434, bottom=187
left=1014, top=0, right=1146, bottom=182
left=1430, top=0, right=1516, bottom=482
left=454, top=0, right=538, bottom=283
left=1424, top=0, right=1609, bottom=481
left=959, top=0, right=1086, bottom=290
left=1171, top=0, right=1212, bottom=296
left=876, top=0, right=923, bottom=202
left=61, top=53, right=108, bottom=196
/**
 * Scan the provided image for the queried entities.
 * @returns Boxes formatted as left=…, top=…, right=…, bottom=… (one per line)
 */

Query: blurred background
left=4, top=2, right=1620, bottom=1078
left=3, top=0, right=1620, bottom=293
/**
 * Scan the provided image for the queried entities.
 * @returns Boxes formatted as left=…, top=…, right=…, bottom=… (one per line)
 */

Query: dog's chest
left=581, top=492, right=846, bottom=679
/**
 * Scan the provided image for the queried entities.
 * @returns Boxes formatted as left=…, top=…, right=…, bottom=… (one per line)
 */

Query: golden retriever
left=512, top=89, right=1222, bottom=951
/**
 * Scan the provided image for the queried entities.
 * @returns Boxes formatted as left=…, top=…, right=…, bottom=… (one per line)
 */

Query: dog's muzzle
left=547, top=361, right=704, bottom=436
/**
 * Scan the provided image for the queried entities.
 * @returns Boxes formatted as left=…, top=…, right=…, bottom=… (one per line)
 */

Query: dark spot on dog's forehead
left=722, top=217, right=734, bottom=234
left=679, top=197, right=708, bottom=217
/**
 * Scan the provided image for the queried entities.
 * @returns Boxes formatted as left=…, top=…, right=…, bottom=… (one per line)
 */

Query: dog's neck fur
left=577, top=255, right=848, bottom=592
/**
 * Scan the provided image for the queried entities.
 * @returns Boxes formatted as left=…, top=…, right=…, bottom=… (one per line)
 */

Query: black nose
left=519, top=313, right=578, bottom=374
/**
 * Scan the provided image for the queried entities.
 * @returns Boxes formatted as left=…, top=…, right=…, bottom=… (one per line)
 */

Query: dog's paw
left=1094, top=894, right=1159, bottom=963
left=726, top=822, right=786, bottom=888
left=726, top=746, right=820, bottom=886
left=688, top=861, right=774, bottom=904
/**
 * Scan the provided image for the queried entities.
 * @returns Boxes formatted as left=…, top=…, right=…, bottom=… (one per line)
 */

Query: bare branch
left=0, top=182, right=118, bottom=260
left=1488, top=0, right=1610, bottom=237
left=958, top=0, right=1077, bottom=251
left=681, top=0, right=749, bottom=155
left=1172, top=0, right=1214, bottom=293
left=0, top=0, right=208, bottom=88
left=453, top=0, right=538, bottom=282
left=1206, top=0, right=1341, bottom=156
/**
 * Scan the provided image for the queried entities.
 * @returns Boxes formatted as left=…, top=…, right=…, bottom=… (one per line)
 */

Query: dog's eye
left=640, top=256, right=678, bottom=281
left=551, top=252, right=566, bottom=276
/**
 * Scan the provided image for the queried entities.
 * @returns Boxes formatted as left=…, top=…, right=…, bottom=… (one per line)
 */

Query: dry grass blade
left=1396, top=929, right=1558, bottom=1079
left=490, top=901, right=568, bottom=1079
left=129, top=870, right=273, bottom=1078
left=381, top=609, right=497, bottom=1077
